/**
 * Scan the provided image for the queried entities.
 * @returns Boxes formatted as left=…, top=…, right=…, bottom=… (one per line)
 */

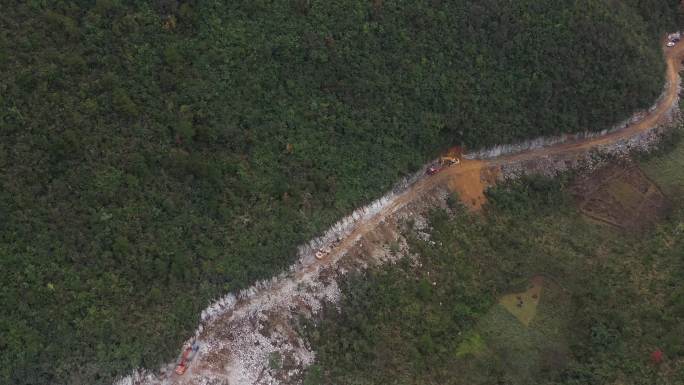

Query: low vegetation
left=642, top=130, right=684, bottom=196
left=0, top=1, right=680, bottom=383
left=304, top=138, right=684, bottom=384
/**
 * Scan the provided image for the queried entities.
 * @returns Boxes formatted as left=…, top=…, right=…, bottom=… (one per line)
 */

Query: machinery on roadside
left=427, top=146, right=463, bottom=175
left=315, top=237, right=343, bottom=260
left=315, top=245, right=332, bottom=260
left=667, top=32, right=680, bottom=47
left=175, top=342, right=200, bottom=375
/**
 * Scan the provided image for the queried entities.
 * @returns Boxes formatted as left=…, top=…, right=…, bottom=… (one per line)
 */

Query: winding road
left=121, top=40, right=684, bottom=385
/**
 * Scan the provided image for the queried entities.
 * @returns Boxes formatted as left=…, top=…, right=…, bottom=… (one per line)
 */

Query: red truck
left=426, top=146, right=463, bottom=175
left=426, top=165, right=443, bottom=175
left=175, top=343, right=199, bottom=375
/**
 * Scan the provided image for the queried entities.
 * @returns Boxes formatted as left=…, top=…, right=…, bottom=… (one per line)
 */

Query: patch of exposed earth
left=571, top=163, right=670, bottom=230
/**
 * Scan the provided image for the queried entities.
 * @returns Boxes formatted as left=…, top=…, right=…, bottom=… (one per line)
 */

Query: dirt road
left=120, top=41, right=684, bottom=385
left=441, top=40, right=684, bottom=207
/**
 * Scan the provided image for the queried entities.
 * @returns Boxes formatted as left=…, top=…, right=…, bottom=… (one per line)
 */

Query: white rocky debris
left=465, top=81, right=672, bottom=160
left=114, top=157, right=431, bottom=385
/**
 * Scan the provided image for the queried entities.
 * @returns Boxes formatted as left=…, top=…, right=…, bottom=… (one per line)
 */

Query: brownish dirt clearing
left=571, top=164, right=670, bottom=230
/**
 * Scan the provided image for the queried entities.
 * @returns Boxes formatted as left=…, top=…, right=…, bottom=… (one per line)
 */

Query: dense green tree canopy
left=0, top=1, right=679, bottom=384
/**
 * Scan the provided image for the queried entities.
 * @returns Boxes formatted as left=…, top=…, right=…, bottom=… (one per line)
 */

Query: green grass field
left=453, top=277, right=571, bottom=385
left=642, top=131, right=684, bottom=197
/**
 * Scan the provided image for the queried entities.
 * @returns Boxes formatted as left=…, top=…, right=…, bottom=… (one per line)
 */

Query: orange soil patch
left=446, top=160, right=487, bottom=209
left=442, top=159, right=497, bottom=210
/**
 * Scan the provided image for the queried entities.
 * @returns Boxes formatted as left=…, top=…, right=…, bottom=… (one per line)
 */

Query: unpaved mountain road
left=123, top=41, right=684, bottom=385
left=442, top=40, right=684, bottom=206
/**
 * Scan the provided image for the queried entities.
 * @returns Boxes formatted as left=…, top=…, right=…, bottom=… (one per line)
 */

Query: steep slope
left=0, top=1, right=679, bottom=384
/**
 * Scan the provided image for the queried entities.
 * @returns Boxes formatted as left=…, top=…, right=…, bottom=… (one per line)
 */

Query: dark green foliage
left=0, top=1, right=679, bottom=384
left=304, top=175, right=684, bottom=384
left=486, top=175, right=569, bottom=215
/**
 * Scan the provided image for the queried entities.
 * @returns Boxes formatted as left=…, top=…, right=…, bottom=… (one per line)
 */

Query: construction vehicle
left=426, top=166, right=441, bottom=175
left=315, top=245, right=332, bottom=260
left=175, top=342, right=199, bottom=375
left=427, top=146, right=463, bottom=175
left=667, top=32, right=680, bottom=47
left=441, top=146, right=462, bottom=165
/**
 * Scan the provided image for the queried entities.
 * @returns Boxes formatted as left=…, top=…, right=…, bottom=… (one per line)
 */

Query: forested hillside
left=304, top=141, right=684, bottom=384
left=0, top=1, right=679, bottom=384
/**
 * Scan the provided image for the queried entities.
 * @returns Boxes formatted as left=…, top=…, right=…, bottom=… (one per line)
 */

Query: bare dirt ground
left=116, top=42, right=684, bottom=385
left=571, top=164, right=670, bottom=230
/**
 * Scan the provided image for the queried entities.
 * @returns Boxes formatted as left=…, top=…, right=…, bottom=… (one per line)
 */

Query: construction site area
left=115, top=39, right=684, bottom=385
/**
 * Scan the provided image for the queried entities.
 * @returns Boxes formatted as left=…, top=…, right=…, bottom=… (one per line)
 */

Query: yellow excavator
left=427, top=146, right=463, bottom=175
